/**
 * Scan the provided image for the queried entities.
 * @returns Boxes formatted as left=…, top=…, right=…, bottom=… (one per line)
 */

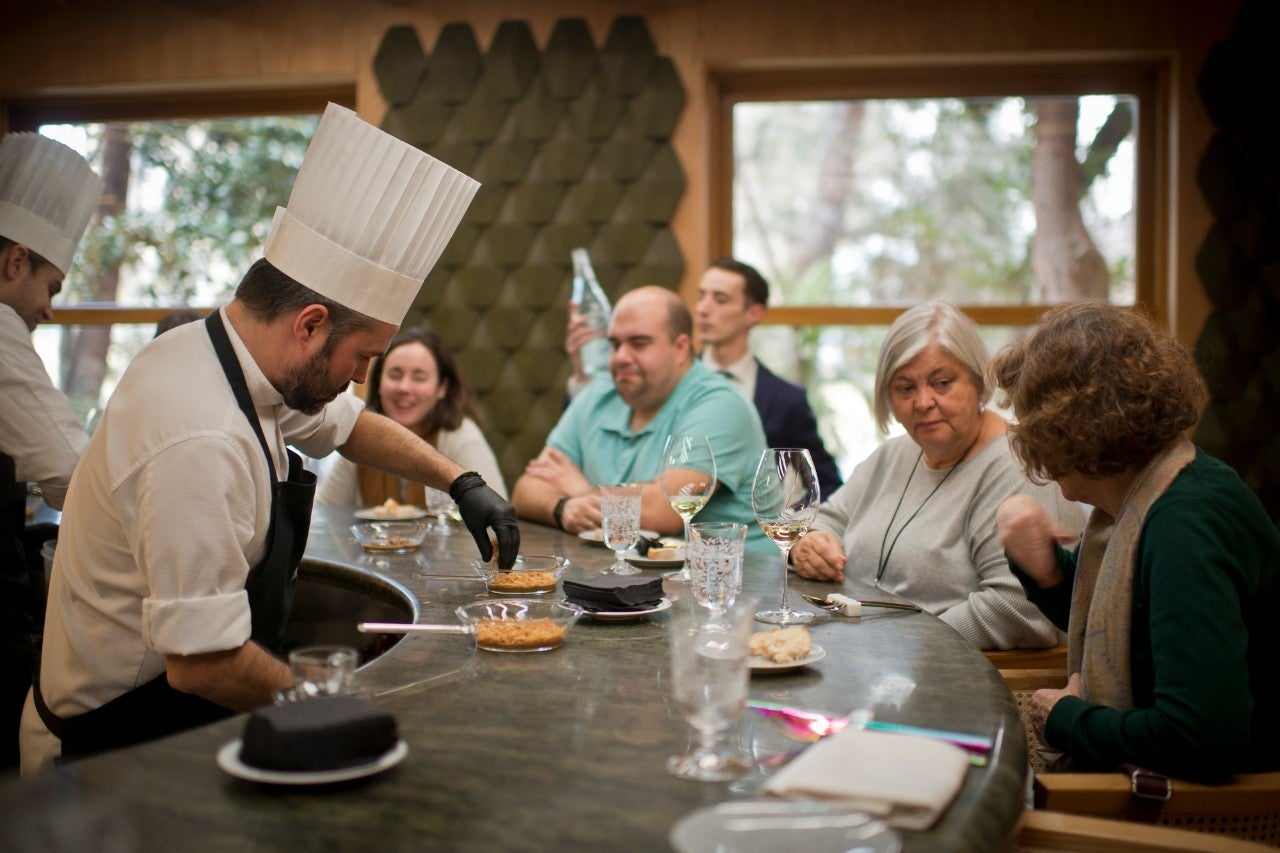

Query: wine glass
left=600, top=482, right=644, bottom=575
left=751, top=448, right=820, bottom=625
left=658, top=434, right=717, bottom=581
left=425, top=487, right=456, bottom=532
left=666, top=597, right=756, bottom=781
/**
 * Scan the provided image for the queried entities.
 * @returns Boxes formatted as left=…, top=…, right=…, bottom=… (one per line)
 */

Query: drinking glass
left=751, top=448, right=820, bottom=625
left=287, top=645, right=358, bottom=699
left=666, top=598, right=756, bottom=781
left=600, top=482, right=644, bottom=575
left=687, top=521, right=746, bottom=620
left=425, top=487, right=456, bottom=531
left=658, top=434, right=717, bottom=581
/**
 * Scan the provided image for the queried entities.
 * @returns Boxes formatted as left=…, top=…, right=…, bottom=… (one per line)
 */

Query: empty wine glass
left=658, top=434, right=717, bottom=581
left=666, top=598, right=756, bottom=781
left=751, top=448, right=820, bottom=625
left=425, top=487, right=456, bottom=532
left=600, top=482, right=644, bottom=575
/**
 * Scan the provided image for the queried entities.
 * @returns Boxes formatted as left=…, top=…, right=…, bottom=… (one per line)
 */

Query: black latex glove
left=449, top=471, right=520, bottom=571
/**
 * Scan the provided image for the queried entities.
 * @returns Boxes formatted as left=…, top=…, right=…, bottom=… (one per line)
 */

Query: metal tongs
left=800, top=593, right=922, bottom=613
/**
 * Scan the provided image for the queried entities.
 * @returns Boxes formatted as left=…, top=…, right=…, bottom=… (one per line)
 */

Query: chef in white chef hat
left=20, top=104, right=520, bottom=776
left=0, top=132, right=103, bottom=329
left=1, top=132, right=101, bottom=772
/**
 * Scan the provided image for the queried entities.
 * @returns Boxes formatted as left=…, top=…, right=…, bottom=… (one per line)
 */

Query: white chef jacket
left=316, top=415, right=508, bottom=504
left=0, top=304, right=89, bottom=509
left=20, top=309, right=363, bottom=774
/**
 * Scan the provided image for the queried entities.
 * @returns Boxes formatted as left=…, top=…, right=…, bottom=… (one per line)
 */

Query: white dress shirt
left=700, top=348, right=759, bottom=402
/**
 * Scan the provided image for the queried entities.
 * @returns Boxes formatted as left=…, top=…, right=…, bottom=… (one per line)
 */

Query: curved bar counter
left=0, top=507, right=1028, bottom=851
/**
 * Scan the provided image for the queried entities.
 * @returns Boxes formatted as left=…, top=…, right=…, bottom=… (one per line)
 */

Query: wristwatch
left=551, top=495, right=571, bottom=530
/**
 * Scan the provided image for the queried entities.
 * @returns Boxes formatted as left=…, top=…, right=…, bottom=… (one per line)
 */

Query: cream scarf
left=1067, top=436, right=1196, bottom=708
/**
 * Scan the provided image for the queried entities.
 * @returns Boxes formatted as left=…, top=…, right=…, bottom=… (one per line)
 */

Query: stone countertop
left=0, top=507, right=1027, bottom=851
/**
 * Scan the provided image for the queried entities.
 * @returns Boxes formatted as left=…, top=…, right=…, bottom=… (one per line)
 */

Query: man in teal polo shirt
left=513, top=286, right=771, bottom=553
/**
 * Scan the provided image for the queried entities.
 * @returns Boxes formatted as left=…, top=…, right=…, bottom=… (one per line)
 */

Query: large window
left=26, top=111, right=321, bottom=422
left=712, top=59, right=1166, bottom=469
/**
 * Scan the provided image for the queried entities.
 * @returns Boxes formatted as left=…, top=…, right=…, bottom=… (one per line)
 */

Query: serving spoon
left=358, top=622, right=474, bottom=635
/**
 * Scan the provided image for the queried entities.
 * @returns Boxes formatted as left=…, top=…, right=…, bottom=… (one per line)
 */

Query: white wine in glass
left=658, top=434, right=717, bottom=580
left=751, top=448, right=820, bottom=625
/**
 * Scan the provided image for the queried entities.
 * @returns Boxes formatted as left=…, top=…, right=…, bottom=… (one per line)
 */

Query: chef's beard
left=278, top=337, right=346, bottom=416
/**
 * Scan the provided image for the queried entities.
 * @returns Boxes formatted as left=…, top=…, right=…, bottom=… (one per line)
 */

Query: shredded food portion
left=487, top=571, right=557, bottom=592
left=749, top=626, right=812, bottom=663
left=361, top=536, right=420, bottom=551
left=475, top=618, right=565, bottom=649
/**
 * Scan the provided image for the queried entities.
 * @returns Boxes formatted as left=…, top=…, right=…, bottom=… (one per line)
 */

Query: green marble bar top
left=0, top=506, right=1028, bottom=851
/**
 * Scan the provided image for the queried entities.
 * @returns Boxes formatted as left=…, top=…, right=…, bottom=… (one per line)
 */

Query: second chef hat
left=264, top=103, right=479, bottom=326
left=0, top=132, right=104, bottom=276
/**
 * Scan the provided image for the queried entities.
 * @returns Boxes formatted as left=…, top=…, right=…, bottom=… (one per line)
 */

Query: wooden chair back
left=1014, top=810, right=1275, bottom=851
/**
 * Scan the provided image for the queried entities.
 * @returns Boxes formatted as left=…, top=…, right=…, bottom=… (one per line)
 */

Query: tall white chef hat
left=0, top=132, right=104, bottom=276
left=264, top=103, right=480, bottom=326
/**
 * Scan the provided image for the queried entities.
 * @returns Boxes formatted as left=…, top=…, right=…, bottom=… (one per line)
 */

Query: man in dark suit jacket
left=695, top=257, right=843, bottom=498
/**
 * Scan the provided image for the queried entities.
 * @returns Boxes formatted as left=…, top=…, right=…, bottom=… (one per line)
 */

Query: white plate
left=670, top=800, right=899, bottom=853
left=577, top=528, right=659, bottom=545
left=749, top=645, right=826, bottom=673
left=354, top=506, right=429, bottom=521
left=624, top=552, right=684, bottom=569
left=216, top=738, right=408, bottom=785
left=584, top=597, right=673, bottom=621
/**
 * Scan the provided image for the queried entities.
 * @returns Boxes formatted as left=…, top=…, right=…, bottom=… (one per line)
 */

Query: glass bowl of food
left=350, top=520, right=430, bottom=554
left=470, top=554, right=571, bottom=595
left=455, top=598, right=585, bottom=652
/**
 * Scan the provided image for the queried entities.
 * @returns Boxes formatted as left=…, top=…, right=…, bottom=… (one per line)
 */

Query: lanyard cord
left=875, top=430, right=984, bottom=587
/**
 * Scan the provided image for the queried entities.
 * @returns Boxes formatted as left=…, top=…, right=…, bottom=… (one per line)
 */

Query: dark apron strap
left=204, top=311, right=315, bottom=654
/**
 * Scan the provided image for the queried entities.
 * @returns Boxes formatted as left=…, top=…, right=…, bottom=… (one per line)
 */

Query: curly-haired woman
left=994, top=301, right=1279, bottom=782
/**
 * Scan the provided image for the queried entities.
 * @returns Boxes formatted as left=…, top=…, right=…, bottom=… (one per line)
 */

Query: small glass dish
left=350, top=520, right=430, bottom=554
left=455, top=598, right=585, bottom=652
left=470, top=554, right=571, bottom=595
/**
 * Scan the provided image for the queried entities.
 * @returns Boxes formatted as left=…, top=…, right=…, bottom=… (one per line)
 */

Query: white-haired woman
left=791, top=300, right=1085, bottom=650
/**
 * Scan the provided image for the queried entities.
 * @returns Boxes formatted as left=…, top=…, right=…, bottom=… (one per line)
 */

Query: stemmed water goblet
left=425, top=487, right=456, bottom=532
left=751, top=447, right=820, bottom=625
left=687, top=521, right=746, bottom=622
left=665, top=597, right=756, bottom=782
left=658, top=434, right=717, bottom=581
left=600, top=482, right=644, bottom=575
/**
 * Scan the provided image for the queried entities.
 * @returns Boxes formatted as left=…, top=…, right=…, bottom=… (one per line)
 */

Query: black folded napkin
left=240, top=695, right=398, bottom=772
left=563, top=574, right=664, bottom=612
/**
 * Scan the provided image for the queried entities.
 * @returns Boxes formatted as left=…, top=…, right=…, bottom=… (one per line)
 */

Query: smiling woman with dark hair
left=317, top=327, right=507, bottom=506
left=993, top=301, right=1280, bottom=782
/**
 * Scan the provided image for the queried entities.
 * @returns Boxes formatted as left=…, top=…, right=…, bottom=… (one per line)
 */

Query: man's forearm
left=166, top=641, right=291, bottom=712
left=512, top=473, right=560, bottom=526
left=340, top=410, right=465, bottom=491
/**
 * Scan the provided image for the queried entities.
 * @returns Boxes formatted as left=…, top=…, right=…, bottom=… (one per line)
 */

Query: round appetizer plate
left=354, top=506, right=429, bottom=521
left=748, top=645, right=826, bottom=674
left=216, top=738, right=408, bottom=785
left=583, top=597, right=673, bottom=621
left=577, top=528, right=659, bottom=545
left=624, top=548, right=684, bottom=569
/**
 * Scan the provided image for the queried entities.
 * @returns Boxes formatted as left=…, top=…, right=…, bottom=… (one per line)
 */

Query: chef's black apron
left=1, top=453, right=35, bottom=767
left=32, top=311, right=316, bottom=761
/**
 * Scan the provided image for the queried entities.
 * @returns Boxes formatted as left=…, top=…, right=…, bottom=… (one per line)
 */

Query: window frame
left=707, top=55, right=1170, bottom=328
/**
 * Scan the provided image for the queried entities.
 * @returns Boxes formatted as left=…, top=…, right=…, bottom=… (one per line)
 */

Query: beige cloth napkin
left=761, top=727, right=970, bottom=830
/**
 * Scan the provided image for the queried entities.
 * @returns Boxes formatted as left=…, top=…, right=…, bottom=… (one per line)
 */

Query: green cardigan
left=1013, top=450, right=1280, bottom=782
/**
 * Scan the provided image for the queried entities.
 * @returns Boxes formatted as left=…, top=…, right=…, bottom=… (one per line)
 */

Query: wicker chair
left=1014, top=810, right=1274, bottom=852
left=997, top=666, right=1280, bottom=846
